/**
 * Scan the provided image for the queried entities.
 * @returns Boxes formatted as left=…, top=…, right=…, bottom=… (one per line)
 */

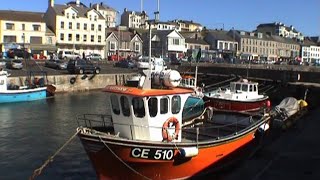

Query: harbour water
left=1, top=89, right=319, bottom=180
left=0, top=91, right=105, bottom=180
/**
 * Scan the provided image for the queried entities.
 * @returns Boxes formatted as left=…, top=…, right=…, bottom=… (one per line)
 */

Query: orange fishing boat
left=76, top=67, right=271, bottom=179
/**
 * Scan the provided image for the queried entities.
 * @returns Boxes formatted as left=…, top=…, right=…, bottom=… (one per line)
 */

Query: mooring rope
left=98, top=136, right=152, bottom=180
left=29, top=129, right=80, bottom=180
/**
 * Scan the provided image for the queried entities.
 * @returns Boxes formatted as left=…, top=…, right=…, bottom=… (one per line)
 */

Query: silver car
left=45, top=59, right=67, bottom=69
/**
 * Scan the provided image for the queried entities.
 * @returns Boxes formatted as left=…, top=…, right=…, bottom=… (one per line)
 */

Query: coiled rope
left=29, top=129, right=80, bottom=180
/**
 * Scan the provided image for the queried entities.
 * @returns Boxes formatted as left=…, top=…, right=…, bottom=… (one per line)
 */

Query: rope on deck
left=29, top=129, right=80, bottom=180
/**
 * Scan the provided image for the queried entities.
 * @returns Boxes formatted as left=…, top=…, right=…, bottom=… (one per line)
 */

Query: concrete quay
left=178, top=63, right=320, bottom=87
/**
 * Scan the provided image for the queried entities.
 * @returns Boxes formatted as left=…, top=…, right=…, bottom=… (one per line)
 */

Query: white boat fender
left=258, top=123, right=270, bottom=132
left=179, top=147, right=199, bottom=158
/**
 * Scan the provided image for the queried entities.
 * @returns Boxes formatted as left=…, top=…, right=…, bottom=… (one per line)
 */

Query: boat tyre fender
left=70, top=77, right=76, bottom=84
left=162, top=117, right=180, bottom=142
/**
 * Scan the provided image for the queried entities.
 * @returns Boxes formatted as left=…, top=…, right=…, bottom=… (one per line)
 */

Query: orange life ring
left=162, top=117, right=180, bottom=142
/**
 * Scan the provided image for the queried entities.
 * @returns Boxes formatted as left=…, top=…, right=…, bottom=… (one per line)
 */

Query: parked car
left=67, top=59, right=100, bottom=74
left=7, top=48, right=32, bottom=59
left=114, top=60, right=136, bottom=69
left=44, top=59, right=67, bottom=70
left=6, top=60, right=23, bottom=69
left=108, top=54, right=124, bottom=61
left=86, top=53, right=102, bottom=61
left=58, top=51, right=80, bottom=60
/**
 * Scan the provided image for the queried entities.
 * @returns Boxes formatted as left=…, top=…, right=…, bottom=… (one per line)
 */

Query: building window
left=47, top=37, right=53, bottom=44
left=224, top=42, right=228, bottom=50
left=98, top=35, right=101, bottom=43
left=30, top=36, right=42, bottom=44
left=76, top=34, right=80, bottom=41
left=69, top=22, right=72, bottom=29
left=135, top=43, right=140, bottom=51
left=72, top=13, right=76, bottom=19
left=173, top=38, right=179, bottom=45
left=98, top=24, right=102, bottom=31
left=6, top=23, right=14, bottom=30
left=83, top=35, right=87, bottom=42
left=110, top=41, right=116, bottom=50
left=60, top=21, right=64, bottom=29
left=94, top=16, right=97, bottom=21
left=66, top=13, right=69, bottom=18
left=68, top=34, right=72, bottom=41
left=33, top=25, right=41, bottom=31
left=60, top=33, right=64, bottom=41
left=91, top=35, right=94, bottom=42
left=77, top=23, right=80, bottom=30
left=91, top=24, right=94, bottom=31
left=219, top=42, right=223, bottom=50
left=22, top=24, right=25, bottom=30
left=3, top=35, right=16, bottom=43
left=84, top=23, right=87, bottom=30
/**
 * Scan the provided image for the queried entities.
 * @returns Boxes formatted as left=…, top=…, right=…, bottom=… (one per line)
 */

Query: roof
left=103, top=85, right=193, bottom=97
left=207, top=30, right=235, bottom=41
left=52, top=4, right=104, bottom=19
left=108, top=28, right=142, bottom=42
left=45, top=27, right=55, bottom=35
left=123, top=9, right=148, bottom=17
left=257, top=22, right=300, bottom=33
left=185, top=38, right=209, bottom=45
left=171, top=19, right=202, bottom=26
left=92, top=3, right=116, bottom=12
left=0, top=10, right=45, bottom=22
left=302, top=37, right=317, bottom=46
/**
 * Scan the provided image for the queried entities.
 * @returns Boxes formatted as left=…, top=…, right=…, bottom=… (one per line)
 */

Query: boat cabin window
left=148, top=97, right=158, bottom=117
left=171, top=96, right=181, bottom=114
left=120, top=96, right=130, bottom=117
left=132, top=97, right=145, bottom=118
left=235, top=83, right=241, bottom=91
left=190, top=79, right=195, bottom=86
left=110, top=95, right=120, bottom=115
left=254, top=85, right=257, bottom=92
left=160, top=97, right=169, bottom=114
left=242, top=84, right=248, bottom=92
left=249, top=85, right=253, bottom=92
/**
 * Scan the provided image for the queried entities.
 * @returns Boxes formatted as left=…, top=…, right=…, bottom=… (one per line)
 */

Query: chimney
left=97, top=4, right=99, bottom=11
left=48, top=0, right=54, bottom=7
left=89, top=3, right=92, bottom=8
left=76, top=0, right=80, bottom=7
left=124, top=8, right=127, bottom=12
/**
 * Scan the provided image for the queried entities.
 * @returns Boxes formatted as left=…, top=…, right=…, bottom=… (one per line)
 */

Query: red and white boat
left=76, top=68, right=271, bottom=180
left=203, top=79, right=271, bottom=112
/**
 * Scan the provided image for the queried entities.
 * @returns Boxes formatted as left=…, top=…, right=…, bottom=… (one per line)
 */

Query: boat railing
left=77, top=114, right=113, bottom=129
left=77, top=113, right=267, bottom=141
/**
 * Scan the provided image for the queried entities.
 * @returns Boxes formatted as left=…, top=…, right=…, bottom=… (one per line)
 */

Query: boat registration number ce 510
left=130, top=148, right=174, bottom=161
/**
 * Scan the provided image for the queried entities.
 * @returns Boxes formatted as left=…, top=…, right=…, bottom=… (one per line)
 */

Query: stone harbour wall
left=7, top=73, right=135, bottom=93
